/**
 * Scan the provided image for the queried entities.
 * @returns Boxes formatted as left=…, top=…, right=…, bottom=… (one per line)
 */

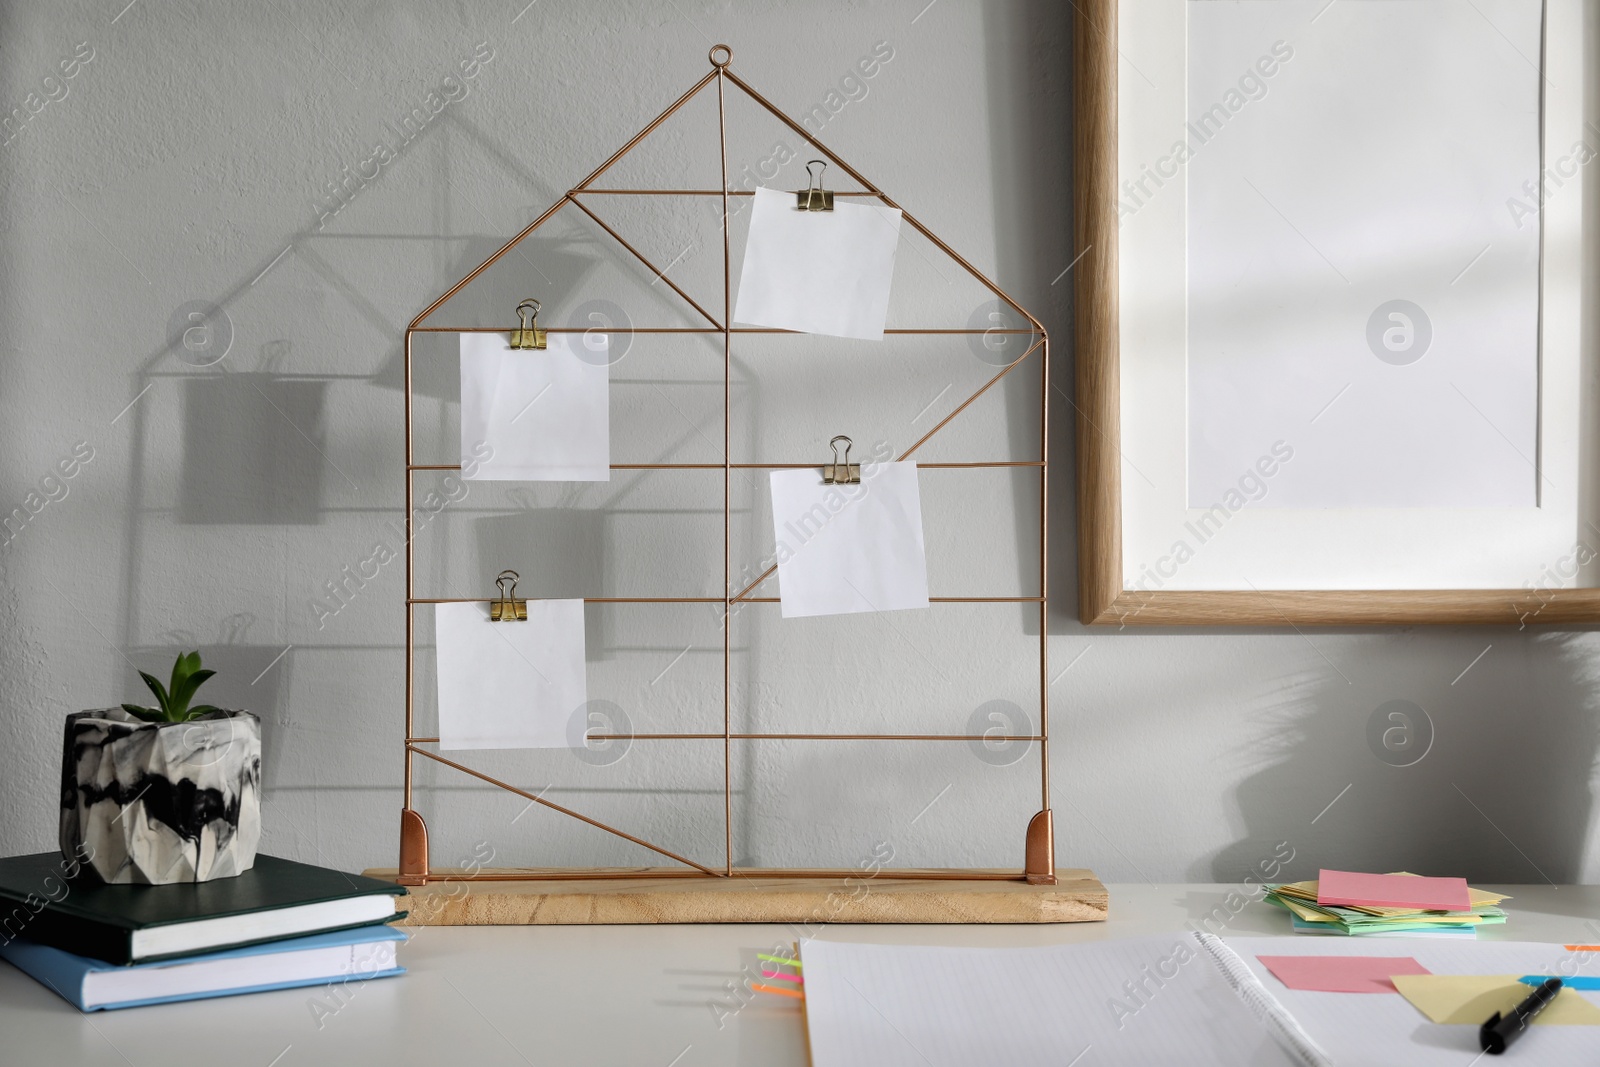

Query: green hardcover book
left=0, top=853, right=406, bottom=965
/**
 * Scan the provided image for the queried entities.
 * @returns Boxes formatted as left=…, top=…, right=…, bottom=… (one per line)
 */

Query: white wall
left=1, top=0, right=1597, bottom=887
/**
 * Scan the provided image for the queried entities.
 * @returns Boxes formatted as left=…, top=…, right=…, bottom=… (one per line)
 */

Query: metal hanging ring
left=709, top=44, right=732, bottom=67
left=496, top=569, right=520, bottom=598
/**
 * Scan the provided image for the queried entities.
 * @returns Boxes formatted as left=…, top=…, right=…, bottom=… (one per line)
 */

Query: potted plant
left=60, top=651, right=261, bottom=884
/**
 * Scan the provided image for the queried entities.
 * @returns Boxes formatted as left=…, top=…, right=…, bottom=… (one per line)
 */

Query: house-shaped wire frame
left=397, top=45, right=1055, bottom=886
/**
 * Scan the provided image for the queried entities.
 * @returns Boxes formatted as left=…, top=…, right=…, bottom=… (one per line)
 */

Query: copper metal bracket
left=398, top=807, right=430, bottom=886
left=1024, top=809, right=1056, bottom=885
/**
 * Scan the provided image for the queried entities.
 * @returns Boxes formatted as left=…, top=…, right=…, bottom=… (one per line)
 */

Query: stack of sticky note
left=1264, top=869, right=1509, bottom=937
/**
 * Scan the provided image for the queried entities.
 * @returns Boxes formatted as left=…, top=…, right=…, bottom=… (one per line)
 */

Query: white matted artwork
left=1186, top=0, right=1541, bottom=510
left=1112, top=0, right=1597, bottom=593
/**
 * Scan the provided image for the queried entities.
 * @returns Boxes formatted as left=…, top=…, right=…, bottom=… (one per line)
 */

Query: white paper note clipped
left=435, top=599, right=587, bottom=750
left=459, top=331, right=609, bottom=481
left=733, top=186, right=902, bottom=341
left=768, top=461, right=929, bottom=618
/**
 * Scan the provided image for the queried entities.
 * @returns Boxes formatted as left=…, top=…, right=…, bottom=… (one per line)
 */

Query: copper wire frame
left=398, top=45, right=1055, bottom=887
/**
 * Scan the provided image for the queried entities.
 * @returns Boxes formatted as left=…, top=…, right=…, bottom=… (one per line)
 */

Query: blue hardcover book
left=0, top=923, right=406, bottom=1011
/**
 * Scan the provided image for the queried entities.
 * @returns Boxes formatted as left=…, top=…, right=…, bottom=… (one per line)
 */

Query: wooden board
left=363, top=868, right=1108, bottom=925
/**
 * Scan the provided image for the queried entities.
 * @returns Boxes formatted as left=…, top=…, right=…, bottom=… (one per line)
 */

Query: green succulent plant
left=122, top=651, right=223, bottom=724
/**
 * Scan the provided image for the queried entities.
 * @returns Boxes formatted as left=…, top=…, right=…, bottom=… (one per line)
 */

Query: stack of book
left=1264, top=870, right=1509, bottom=938
left=0, top=853, right=408, bottom=1011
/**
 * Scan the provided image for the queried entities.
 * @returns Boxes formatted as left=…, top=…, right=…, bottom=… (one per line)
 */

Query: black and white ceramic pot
left=60, top=708, right=261, bottom=884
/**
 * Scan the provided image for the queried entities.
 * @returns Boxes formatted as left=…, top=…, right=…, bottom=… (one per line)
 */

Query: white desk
left=3, top=884, right=1596, bottom=1066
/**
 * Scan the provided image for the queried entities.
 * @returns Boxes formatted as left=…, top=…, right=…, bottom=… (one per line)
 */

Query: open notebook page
left=1225, top=937, right=1600, bottom=1067
left=801, top=935, right=1295, bottom=1066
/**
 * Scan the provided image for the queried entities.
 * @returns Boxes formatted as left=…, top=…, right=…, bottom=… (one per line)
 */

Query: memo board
left=1074, top=0, right=1600, bottom=626
left=382, top=45, right=1101, bottom=917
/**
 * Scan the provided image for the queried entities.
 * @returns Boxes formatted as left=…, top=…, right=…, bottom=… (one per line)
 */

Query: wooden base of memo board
left=364, top=869, right=1108, bottom=925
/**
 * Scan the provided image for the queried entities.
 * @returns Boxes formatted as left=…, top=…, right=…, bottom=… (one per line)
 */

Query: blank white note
left=769, top=461, right=929, bottom=619
left=733, top=186, right=902, bottom=340
left=435, top=600, right=586, bottom=750
left=1186, top=0, right=1541, bottom=508
left=459, top=331, right=609, bottom=481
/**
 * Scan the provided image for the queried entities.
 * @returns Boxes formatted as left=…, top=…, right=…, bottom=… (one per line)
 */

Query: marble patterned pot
left=60, top=708, right=261, bottom=884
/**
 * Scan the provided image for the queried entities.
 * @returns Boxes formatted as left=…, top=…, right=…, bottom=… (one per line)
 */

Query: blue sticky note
left=1520, top=975, right=1600, bottom=990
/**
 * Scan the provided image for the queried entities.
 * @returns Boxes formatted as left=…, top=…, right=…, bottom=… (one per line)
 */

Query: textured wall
left=0, top=0, right=1596, bottom=886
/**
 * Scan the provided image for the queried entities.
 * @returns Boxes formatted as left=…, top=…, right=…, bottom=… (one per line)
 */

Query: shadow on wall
left=369, top=235, right=600, bottom=399
left=130, top=615, right=293, bottom=797
left=1203, top=632, right=1600, bottom=886
left=178, top=368, right=328, bottom=526
left=475, top=506, right=605, bottom=600
left=981, top=0, right=1073, bottom=637
left=474, top=506, right=610, bottom=659
left=128, top=339, right=319, bottom=796
left=95, top=78, right=595, bottom=869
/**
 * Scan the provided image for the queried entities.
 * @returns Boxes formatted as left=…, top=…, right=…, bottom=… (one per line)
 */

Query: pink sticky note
left=1259, top=955, right=1431, bottom=994
left=1316, top=869, right=1471, bottom=912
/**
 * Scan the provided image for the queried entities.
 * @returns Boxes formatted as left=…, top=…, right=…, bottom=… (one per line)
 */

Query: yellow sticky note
left=1392, top=975, right=1600, bottom=1026
left=1279, top=897, right=1336, bottom=922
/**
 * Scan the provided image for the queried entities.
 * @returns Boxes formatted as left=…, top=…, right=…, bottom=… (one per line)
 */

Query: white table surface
left=4, top=884, right=1597, bottom=1067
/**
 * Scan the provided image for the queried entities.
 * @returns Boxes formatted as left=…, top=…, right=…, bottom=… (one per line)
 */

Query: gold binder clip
left=822, top=435, right=860, bottom=484
left=795, top=160, right=835, bottom=212
left=489, top=569, right=528, bottom=621
left=510, top=299, right=547, bottom=350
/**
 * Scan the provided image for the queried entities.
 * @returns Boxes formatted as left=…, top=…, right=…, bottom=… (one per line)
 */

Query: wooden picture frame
left=1071, top=0, right=1600, bottom=627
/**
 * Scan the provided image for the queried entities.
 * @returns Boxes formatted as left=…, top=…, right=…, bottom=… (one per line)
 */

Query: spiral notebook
left=799, top=934, right=1600, bottom=1066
